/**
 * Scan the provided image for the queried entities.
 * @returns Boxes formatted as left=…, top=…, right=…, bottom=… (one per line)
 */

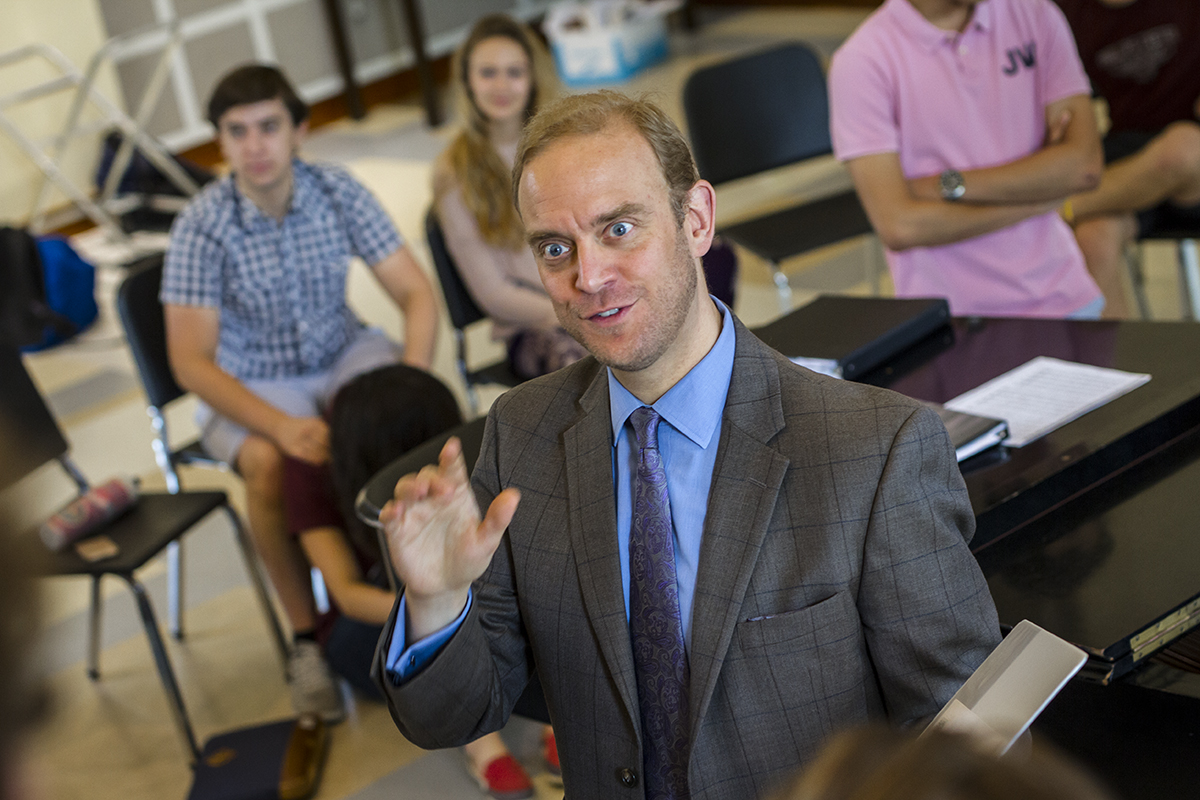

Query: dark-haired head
left=774, top=725, right=1115, bottom=800
left=328, top=365, right=462, bottom=560
left=207, top=64, right=308, bottom=129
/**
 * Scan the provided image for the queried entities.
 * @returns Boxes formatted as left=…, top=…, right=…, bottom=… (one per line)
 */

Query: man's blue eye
left=611, top=222, right=631, bottom=237
left=544, top=243, right=566, bottom=258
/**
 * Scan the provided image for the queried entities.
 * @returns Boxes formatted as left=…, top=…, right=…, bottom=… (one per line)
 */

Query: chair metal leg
left=223, top=505, right=290, bottom=669
left=167, top=540, right=184, bottom=640
left=122, top=574, right=200, bottom=763
left=770, top=262, right=792, bottom=313
left=1179, top=239, right=1200, bottom=321
left=1126, top=242, right=1153, bottom=320
left=87, top=575, right=102, bottom=680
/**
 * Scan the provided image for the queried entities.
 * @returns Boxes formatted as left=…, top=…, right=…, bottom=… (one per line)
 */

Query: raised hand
left=381, top=436, right=520, bottom=640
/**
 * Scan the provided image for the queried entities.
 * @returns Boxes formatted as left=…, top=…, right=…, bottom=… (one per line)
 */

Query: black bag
left=0, top=227, right=77, bottom=349
left=94, top=129, right=214, bottom=198
left=187, top=716, right=327, bottom=800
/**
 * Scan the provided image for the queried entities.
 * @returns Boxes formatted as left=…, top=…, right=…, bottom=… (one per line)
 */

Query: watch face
left=941, top=169, right=965, bottom=200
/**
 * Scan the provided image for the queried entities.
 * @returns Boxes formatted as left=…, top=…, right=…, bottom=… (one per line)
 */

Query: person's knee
left=1152, top=121, right=1200, bottom=179
left=1074, top=215, right=1134, bottom=262
left=238, top=435, right=285, bottom=500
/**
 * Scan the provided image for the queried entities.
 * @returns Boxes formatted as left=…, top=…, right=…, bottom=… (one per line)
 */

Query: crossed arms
left=846, top=93, right=1102, bottom=252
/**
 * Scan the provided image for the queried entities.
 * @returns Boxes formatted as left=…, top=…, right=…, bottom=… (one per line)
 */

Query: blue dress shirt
left=608, top=299, right=735, bottom=649
left=385, top=299, right=736, bottom=681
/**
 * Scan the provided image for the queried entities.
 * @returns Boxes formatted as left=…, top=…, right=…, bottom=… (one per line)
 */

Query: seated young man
left=161, top=64, right=438, bottom=721
left=1055, top=0, right=1200, bottom=318
left=830, top=0, right=1105, bottom=319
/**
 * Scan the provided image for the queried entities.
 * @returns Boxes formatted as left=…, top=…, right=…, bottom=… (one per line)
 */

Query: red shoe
left=479, top=754, right=534, bottom=800
left=543, top=730, right=561, bottom=776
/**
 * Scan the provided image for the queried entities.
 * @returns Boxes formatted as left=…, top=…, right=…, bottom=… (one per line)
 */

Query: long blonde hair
left=440, top=15, right=558, bottom=250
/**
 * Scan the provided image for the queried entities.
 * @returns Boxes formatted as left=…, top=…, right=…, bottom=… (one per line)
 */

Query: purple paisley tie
left=629, top=407, right=690, bottom=800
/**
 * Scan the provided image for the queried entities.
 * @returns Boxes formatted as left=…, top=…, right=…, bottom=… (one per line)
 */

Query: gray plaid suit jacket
left=375, top=316, right=1000, bottom=800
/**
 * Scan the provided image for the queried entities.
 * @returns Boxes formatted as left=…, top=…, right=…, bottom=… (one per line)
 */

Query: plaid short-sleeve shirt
left=161, top=159, right=403, bottom=380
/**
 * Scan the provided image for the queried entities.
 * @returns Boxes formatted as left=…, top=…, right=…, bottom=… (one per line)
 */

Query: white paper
left=944, top=356, right=1150, bottom=448
left=789, top=356, right=842, bottom=378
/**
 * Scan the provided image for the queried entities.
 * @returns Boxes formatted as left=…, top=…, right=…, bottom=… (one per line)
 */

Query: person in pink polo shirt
left=829, top=0, right=1105, bottom=318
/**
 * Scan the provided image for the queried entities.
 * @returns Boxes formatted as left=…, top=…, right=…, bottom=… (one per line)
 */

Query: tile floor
left=10, top=6, right=1195, bottom=800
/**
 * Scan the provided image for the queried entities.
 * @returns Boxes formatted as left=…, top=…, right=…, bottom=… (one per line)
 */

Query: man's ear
left=684, top=180, right=717, bottom=258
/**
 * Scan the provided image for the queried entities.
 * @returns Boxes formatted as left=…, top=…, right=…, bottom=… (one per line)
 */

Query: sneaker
left=543, top=730, right=560, bottom=776
left=478, top=754, right=534, bottom=800
left=287, top=640, right=345, bottom=723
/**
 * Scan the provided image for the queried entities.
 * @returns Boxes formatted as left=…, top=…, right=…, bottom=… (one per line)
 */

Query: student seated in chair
left=284, top=364, right=554, bottom=799
left=433, top=15, right=586, bottom=380
left=161, top=63, right=438, bottom=722
left=435, top=14, right=735, bottom=380
left=1054, top=0, right=1200, bottom=318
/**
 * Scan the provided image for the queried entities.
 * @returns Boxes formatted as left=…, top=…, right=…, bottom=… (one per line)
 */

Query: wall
left=0, top=0, right=122, bottom=225
left=0, top=0, right=547, bottom=230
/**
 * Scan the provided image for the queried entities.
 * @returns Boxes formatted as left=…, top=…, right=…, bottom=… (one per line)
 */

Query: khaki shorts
left=197, top=327, right=401, bottom=465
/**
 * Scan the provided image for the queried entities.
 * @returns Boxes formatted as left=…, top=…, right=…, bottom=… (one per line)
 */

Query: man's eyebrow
left=525, top=202, right=651, bottom=247
left=525, top=229, right=560, bottom=248
left=591, top=203, right=648, bottom=229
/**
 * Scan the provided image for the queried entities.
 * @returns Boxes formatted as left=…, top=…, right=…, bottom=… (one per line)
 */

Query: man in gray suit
left=373, top=91, right=1000, bottom=800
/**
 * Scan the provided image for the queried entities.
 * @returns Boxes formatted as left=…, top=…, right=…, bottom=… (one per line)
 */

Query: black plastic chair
left=425, top=208, right=522, bottom=416
left=353, top=415, right=488, bottom=559
left=1127, top=206, right=1200, bottom=320
left=116, top=253, right=231, bottom=638
left=683, top=43, right=875, bottom=312
left=0, top=343, right=287, bottom=763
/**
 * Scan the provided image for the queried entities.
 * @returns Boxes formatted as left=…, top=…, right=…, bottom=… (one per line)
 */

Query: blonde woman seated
left=433, top=14, right=587, bottom=380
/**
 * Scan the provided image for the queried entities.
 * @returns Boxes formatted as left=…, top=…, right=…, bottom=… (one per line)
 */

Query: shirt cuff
left=384, top=589, right=473, bottom=683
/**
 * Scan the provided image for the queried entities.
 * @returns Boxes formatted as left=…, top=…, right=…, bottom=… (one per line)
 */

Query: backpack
left=0, top=227, right=97, bottom=351
left=94, top=129, right=214, bottom=198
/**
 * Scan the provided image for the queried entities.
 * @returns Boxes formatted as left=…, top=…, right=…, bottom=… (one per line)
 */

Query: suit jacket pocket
left=734, top=590, right=860, bottom=654
left=727, top=590, right=872, bottom=719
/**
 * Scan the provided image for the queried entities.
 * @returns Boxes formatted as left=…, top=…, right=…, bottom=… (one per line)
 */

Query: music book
left=752, top=295, right=951, bottom=380
left=927, top=403, right=1009, bottom=462
left=922, top=620, right=1087, bottom=755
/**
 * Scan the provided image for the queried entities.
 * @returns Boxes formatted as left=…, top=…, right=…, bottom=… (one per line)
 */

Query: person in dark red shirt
left=1056, top=0, right=1200, bottom=317
left=283, top=364, right=555, bottom=798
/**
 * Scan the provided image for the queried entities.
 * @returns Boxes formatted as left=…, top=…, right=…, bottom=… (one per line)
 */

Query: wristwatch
left=940, top=169, right=966, bottom=201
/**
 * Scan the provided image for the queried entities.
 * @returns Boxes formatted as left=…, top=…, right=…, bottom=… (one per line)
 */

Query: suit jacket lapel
left=564, top=370, right=640, bottom=727
left=689, top=322, right=790, bottom=736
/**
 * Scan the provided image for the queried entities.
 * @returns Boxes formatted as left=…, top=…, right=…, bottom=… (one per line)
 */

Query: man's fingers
left=438, top=437, right=471, bottom=486
left=393, top=468, right=435, bottom=506
left=478, top=488, right=521, bottom=541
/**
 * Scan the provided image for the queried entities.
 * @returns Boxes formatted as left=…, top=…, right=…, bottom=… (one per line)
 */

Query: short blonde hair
left=512, top=91, right=699, bottom=225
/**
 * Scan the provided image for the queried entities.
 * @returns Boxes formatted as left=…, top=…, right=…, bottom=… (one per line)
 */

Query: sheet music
left=944, top=356, right=1150, bottom=448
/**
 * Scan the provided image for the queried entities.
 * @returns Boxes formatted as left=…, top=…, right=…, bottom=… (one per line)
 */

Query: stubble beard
left=560, top=226, right=698, bottom=374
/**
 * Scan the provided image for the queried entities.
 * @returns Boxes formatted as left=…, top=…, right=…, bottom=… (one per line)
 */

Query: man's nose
left=574, top=241, right=615, bottom=294
left=245, top=127, right=267, bottom=152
